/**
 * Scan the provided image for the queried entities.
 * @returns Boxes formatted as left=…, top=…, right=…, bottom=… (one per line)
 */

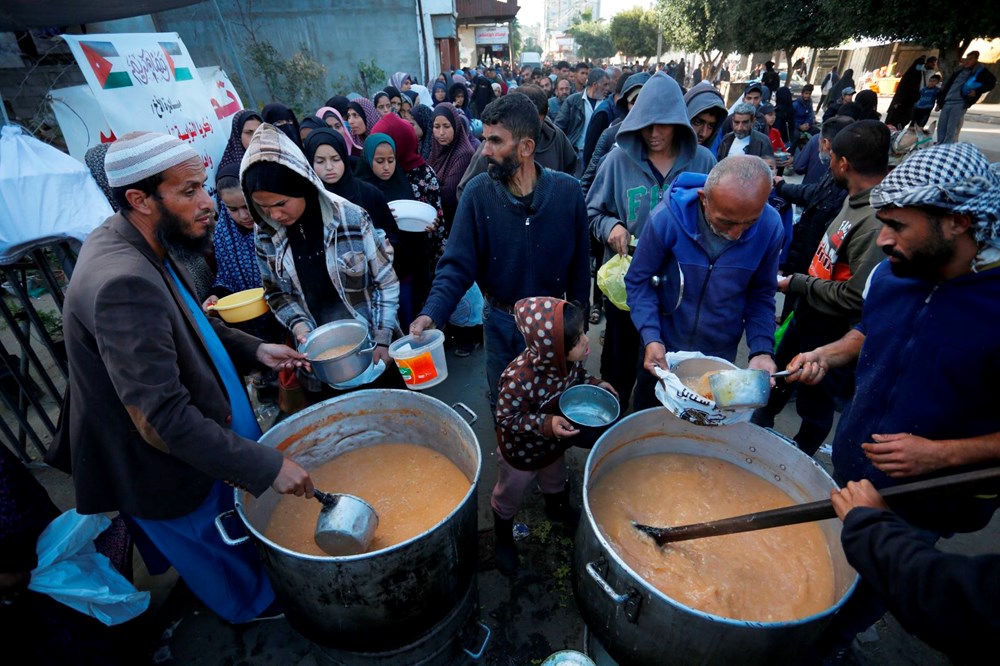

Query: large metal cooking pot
left=573, top=409, right=858, bottom=665
left=217, top=390, right=481, bottom=651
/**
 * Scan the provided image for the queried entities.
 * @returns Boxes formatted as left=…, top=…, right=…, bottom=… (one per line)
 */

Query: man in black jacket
left=411, top=95, right=591, bottom=407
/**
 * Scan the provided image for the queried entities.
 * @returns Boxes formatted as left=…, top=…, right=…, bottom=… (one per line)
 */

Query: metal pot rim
left=235, top=390, right=482, bottom=561
left=581, top=409, right=858, bottom=627
left=300, top=319, right=371, bottom=364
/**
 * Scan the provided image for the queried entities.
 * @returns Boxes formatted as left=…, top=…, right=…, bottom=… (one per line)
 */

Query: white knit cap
left=104, top=131, right=200, bottom=187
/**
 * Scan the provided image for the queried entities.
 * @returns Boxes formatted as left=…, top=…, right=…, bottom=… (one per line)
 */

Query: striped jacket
left=242, top=123, right=399, bottom=346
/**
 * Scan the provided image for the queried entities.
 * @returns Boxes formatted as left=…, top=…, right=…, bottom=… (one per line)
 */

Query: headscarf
left=409, top=103, right=435, bottom=159
left=220, top=109, right=263, bottom=169
left=471, top=76, right=496, bottom=118
left=452, top=73, right=467, bottom=87
left=355, top=133, right=414, bottom=201
left=84, top=143, right=117, bottom=211
left=299, top=115, right=325, bottom=137
left=323, top=95, right=351, bottom=118
left=371, top=112, right=426, bottom=171
left=826, top=69, right=855, bottom=108
left=261, top=103, right=302, bottom=149
left=303, top=128, right=361, bottom=204
left=854, top=90, right=881, bottom=120
left=390, top=72, right=411, bottom=89
left=432, top=81, right=448, bottom=105
left=372, top=91, right=390, bottom=111
left=427, top=104, right=476, bottom=210
left=870, top=142, right=1000, bottom=266
left=211, top=161, right=262, bottom=294
left=348, top=98, right=382, bottom=139
left=317, top=106, right=362, bottom=156
left=408, top=84, right=434, bottom=109
left=402, top=90, right=419, bottom=106
left=384, top=85, right=403, bottom=102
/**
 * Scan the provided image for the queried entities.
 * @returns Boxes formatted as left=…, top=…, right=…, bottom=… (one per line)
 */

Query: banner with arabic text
left=61, top=34, right=242, bottom=183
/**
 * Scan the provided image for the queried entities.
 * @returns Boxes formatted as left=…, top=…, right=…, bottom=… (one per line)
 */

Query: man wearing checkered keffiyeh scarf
left=871, top=142, right=1000, bottom=268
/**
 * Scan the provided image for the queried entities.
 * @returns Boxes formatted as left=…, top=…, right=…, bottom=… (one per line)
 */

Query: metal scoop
left=313, top=489, right=379, bottom=556
left=708, top=368, right=800, bottom=409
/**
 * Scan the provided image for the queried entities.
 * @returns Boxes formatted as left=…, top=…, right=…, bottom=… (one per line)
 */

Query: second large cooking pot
left=573, top=409, right=858, bottom=665
left=218, top=390, right=481, bottom=651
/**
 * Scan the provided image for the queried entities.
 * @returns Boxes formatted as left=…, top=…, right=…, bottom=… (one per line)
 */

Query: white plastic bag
left=0, top=125, right=112, bottom=264
left=28, top=510, right=150, bottom=626
left=653, top=351, right=753, bottom=427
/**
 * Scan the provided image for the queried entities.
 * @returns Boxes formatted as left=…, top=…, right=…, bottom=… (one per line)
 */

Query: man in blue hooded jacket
left=626, top=155, right=783, bottom=409
left=587, top=72, right=716, bottom=405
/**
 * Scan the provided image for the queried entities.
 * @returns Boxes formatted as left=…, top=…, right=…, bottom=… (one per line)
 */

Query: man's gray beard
left=734, top=130, right=750, bottom=140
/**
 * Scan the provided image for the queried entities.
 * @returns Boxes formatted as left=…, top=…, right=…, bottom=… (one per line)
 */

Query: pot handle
left=586, top=560, right=630, bottom=604
left=214, top=509, right=250, bottom=546
left=358, top=338, right=377, bottom=354
left=462, top=621, right=491, bottom=660
left=452, top=402, right=478, bottom=426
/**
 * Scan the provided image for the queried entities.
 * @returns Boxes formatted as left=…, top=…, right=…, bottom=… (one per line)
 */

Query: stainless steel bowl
left=300, top=320, right=374, bottom=386
left=560, top=384, right=620, bottom=449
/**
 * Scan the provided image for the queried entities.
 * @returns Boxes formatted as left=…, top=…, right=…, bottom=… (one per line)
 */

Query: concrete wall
left=151, top=0, right=430, bottom=109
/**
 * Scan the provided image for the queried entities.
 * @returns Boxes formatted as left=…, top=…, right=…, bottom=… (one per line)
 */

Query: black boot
left=543, top=485, right=581, bottom=528
left=492, top=510, right=518, bottom=576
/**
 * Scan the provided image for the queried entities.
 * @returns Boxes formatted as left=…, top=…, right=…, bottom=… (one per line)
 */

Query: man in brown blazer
left=54, top=131, right=312, bottom=623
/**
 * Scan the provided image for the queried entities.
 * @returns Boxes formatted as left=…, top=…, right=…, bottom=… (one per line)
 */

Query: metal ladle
left=707, top=368, right=801, bottom=409
left=313, top=489, right=379, bottom=556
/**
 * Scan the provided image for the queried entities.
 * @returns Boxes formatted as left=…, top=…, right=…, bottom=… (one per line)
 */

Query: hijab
left=432, top=81, right=448, bottom=105
left=323, top=95, right=351, bottom=118
left=299, top=115, right=325, bottom=138
left=85, top=143, right=117, bottom=211
left=355, top=133, right=414, bottom=201
left=373, top=91, right=390, bottom=111
left=390, top=72, right=411, bottom=90
left=261, top=103, right=302, bottom=149
left=826, top=69, right=855, bottom=108
left=371, top=112, right=425, bottom=171
left=409, top=103, right=435, bottom=159
left=211, top=162, right=261, bottom=295
left=471, top=76, right=495, bottom=117
left=403, top=90, right=419, bottom=105
left=303, top=128, right=361, bottom=204
left=854, top=90, right=881, bottom=120
left=220, top=109, right=263, bottom=169
left=317, top=106, right=363, bottom=156
left=427, top=104, right=476, bottom=209
left=348, top=98, right=382, bottom=140
left=384, top=85, right=403, bottom=102
left=408, top=84, right=434, bottom=109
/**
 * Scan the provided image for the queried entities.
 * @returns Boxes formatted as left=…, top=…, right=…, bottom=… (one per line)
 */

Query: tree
left=610, top=7, right=661, bottom=61
left=843, top=1, right=1000, bottom=75
left=655, top=0, right=737, bottom=75
left=567, top=9, right=615, bottom=61
left=730, top=0, right=850, bottom=85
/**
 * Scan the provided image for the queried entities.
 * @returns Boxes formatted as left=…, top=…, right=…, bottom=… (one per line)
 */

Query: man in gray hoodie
left=684, top=81, right=728, bottom=148
left=586, top=72, right=717, bottom=406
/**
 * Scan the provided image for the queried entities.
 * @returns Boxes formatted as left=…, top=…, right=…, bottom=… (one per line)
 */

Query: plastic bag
left=28, top=510, right=150, bottom=626
left=597, top=254, right=632, bottom=311
left=653, top=351, right=754, bottom=427
left=449, top=283, right=484, bottom=327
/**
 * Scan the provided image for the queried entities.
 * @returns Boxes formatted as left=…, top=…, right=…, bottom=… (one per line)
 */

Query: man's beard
left=734, top=129, right=750, bottom=139
left=486, top=152, right=520, bottom=183
left=883, top=227, right=953, bottom=280
left=154, top=200, right=214, bottom=257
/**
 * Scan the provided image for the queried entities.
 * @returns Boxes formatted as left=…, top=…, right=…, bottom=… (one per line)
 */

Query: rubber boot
left=492, top=510, right=518, bottom=576
left=543, top=485, right=581, bottom=528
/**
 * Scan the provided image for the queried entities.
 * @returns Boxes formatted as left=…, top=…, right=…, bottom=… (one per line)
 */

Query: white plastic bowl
left=388, top=199, right=437, bottom=232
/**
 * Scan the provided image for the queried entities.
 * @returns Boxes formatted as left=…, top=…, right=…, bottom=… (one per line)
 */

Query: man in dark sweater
left=411, top=94, right=591, bottom=406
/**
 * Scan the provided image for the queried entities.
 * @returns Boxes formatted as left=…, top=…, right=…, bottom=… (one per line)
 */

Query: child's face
left=566, top=332, right=590, bottom=362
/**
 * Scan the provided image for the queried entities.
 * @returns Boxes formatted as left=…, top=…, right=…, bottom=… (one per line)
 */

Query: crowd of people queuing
left=5, top=49, right=998, bottom=664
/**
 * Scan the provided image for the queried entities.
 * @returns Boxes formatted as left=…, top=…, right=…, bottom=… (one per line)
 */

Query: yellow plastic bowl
left=209, top=288, right=268, bottom=323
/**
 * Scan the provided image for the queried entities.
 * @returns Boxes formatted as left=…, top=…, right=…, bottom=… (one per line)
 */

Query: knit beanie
left=104, top=131, right=199, bottom=187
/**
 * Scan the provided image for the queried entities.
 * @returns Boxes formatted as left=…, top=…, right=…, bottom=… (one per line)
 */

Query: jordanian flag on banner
left=79, top=41, right=133, bottom=89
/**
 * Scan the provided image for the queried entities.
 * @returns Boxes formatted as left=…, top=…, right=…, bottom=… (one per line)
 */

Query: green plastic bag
left=774, top=311, right=794, bottom=353
left=597, top=254, right=632, bottom=311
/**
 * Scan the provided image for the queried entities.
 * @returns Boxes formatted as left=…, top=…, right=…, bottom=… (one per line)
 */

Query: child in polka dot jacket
left=489, top=297, right=617, bottom=575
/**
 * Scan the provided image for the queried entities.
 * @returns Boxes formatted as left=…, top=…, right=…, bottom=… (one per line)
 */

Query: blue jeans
left=483, top=303, right=525, bottom=411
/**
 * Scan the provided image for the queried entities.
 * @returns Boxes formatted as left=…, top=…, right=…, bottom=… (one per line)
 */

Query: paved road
left=959, top=120, right=1000, bottom=161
